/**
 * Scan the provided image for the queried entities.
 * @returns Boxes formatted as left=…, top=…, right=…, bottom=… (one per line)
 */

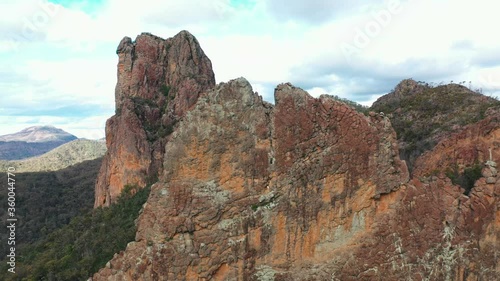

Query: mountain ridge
left=0, top=125, right=76, bottom=143
left=0, top=138, right=106, bottom=172
left=93, top=73, right=499, bottom=280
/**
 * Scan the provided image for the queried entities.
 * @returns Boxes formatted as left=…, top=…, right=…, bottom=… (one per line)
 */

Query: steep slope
left=370, top=79, right=500, bottom=171
left=412, top=112, right=500, bottom=188
left=0, top=139, right=106, bottom=172
left=94, top=30, right=215, bottom=207
left=0, top=125, right=77, bottom=160
left=0, top=158, right=102, bottom=264
left=0, top=183, right=149, bottom=281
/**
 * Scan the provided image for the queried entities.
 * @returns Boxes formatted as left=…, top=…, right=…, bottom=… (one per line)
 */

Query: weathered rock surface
left=92, top=33, right=499, bottom=280
left=94, top=31, right=215, bottom=207
left=413, top=113, right=500, bottom=179
left=92, top=78, right=500, bottom=280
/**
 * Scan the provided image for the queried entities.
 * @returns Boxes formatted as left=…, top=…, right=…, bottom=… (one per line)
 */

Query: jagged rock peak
left=94, top=30, right=215, bottom=207
left=114, top=30, right=215, bottom=111
left=274, top=82, right=310, bottom=104
left=213, top=77, right=259, bottom=103
left=91, top=32, right=498, bottom=280
left=117, top=30, right=198, bottom=53
left=116, top=36, right=132, bottom=54
left=393, top=78, right=423, bottom=94
left=372, top=78, right=428, bottom=108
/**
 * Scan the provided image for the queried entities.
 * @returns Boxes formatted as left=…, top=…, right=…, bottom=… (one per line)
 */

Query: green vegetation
left=131, top=96, right=156, bottom=107
left=144, top=122, right=175, bottom=142
left=329, top=95, right=369, bottom=115
left=0, top=158, right=102, bottom=256
left=0, top=139, right=106, bottom=173
left=371, top=82, right=500, bottom=170
left=0, top=141, right=73, bottom=161
left=0, top=184, right=151, bottom=281
left=160, top=84, right=171, bottom=97
left=445, top=163, right=483, bottom=195
left=129, top=92, right=176, bottom=142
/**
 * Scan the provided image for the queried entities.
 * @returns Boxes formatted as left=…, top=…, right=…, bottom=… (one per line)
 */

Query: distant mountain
left=0, top=139, right=106, bottom=172
left=0, top=125, right=76, bottom=142
left=0, top=126, right=77, bottom=160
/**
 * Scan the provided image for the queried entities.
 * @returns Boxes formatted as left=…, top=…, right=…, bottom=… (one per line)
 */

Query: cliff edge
left=94, top=31, right=215, bottom=207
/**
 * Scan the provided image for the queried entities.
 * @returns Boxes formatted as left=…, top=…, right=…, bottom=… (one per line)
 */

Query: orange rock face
left=92, top=33, right=499, bottom=280
left=413, top=114, right=500, bottom=178
left=92, top=78, right=437, bottom=280
left=94, top=31, right=215, bottom=207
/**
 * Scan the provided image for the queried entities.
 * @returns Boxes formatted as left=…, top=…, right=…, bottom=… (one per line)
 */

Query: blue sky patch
left=229, top=0, right=256, bottom=8
left=49, top=0, right=104, bottom=15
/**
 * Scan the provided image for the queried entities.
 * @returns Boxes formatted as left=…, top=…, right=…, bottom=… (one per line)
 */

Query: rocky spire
left=94, top=30, right=215, bottom=207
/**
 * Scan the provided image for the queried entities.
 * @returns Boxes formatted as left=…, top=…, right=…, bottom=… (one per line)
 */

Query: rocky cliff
left=94, top=31, right=215, bottom=207
left=92, top=32, right=499, bottom=280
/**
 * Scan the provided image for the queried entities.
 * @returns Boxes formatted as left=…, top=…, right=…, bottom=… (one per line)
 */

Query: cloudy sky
left=1, top=0, right=500, bottom=139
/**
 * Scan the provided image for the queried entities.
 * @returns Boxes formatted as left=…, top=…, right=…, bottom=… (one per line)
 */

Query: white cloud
left=1, top=0, right=500, bottom=138
left=0, top=115, right=109, bottom=139
left=19, top=58, right=116, bottom=107
left=306, top=87, right=329, bottom=98
left=264, top=0, right=376, bottom=24
left=202, top=34, right=298, bottom=83
left=0, top=57, right=116, bottom=120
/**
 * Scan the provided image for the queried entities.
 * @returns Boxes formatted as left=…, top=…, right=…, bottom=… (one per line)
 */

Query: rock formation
left=370, top=79, right=499, bottom=172
left=92, top=32, right=499, bottom=280
left=413, top=113, right=500, bottom=179
left=94, top=30, right=215, bottom=207
left=92, top=77, right=409, bottom=280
